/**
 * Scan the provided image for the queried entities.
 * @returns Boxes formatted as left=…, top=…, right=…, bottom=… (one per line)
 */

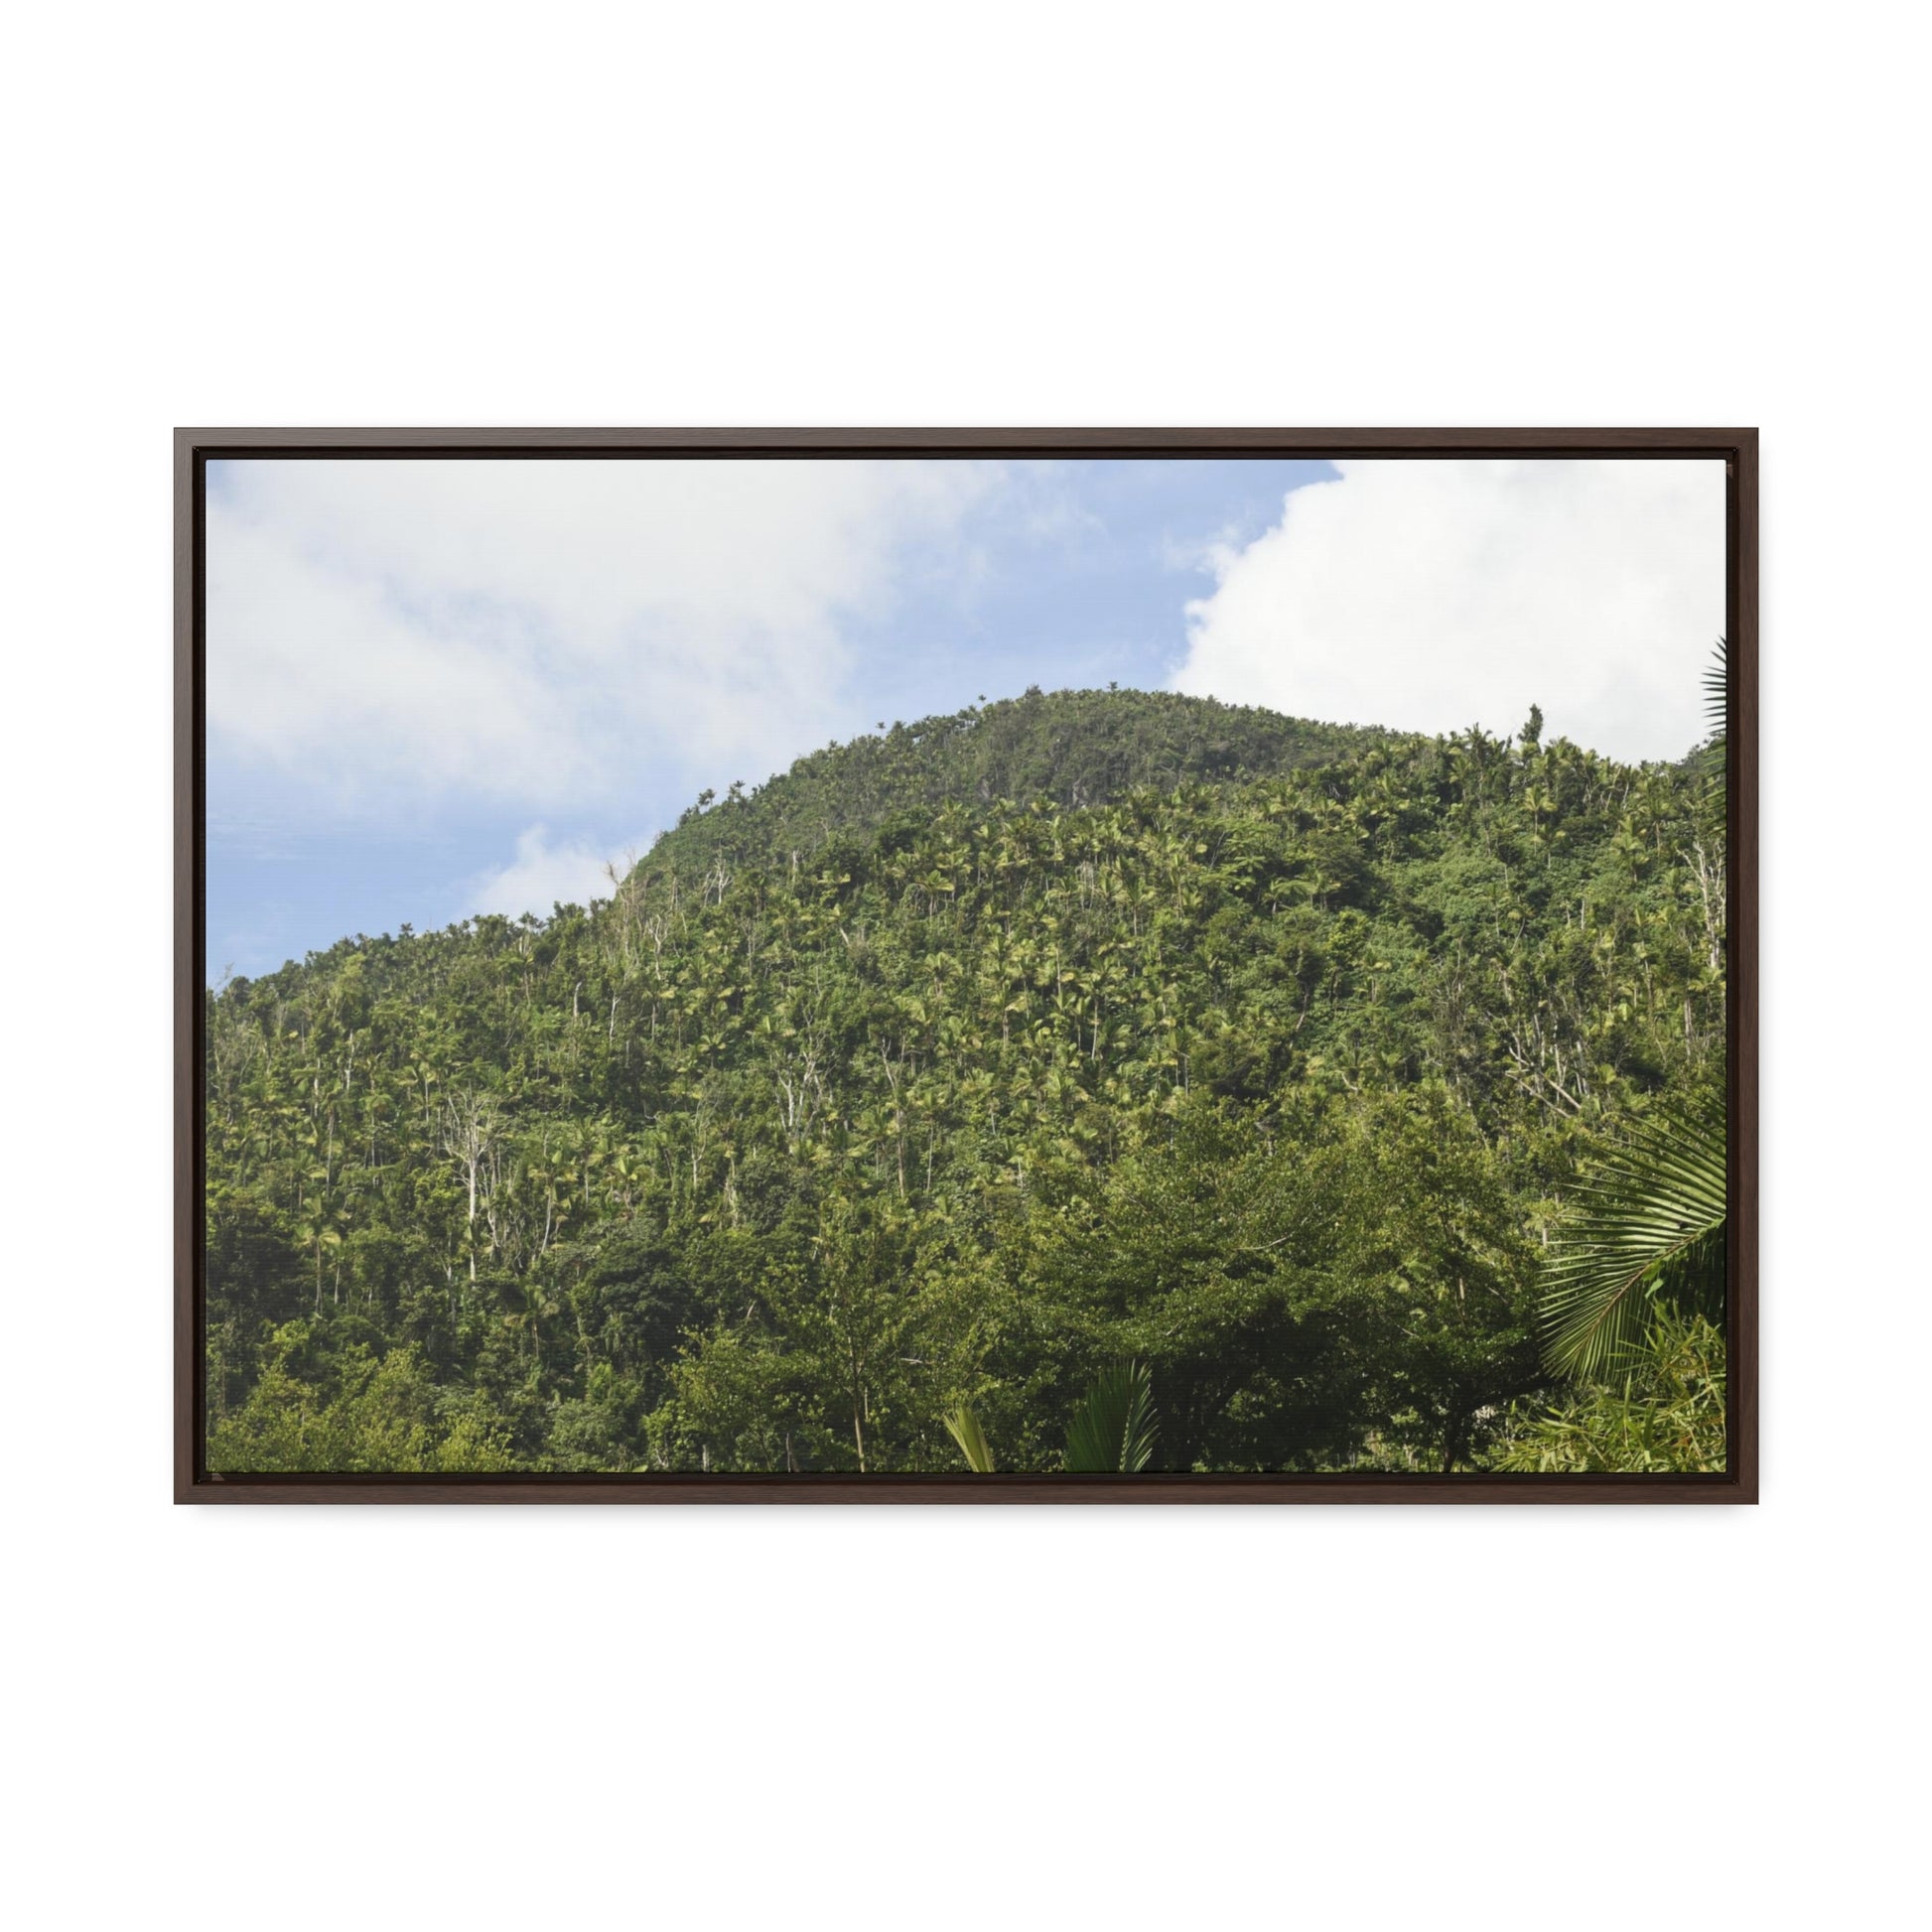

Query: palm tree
left=1539, top=1096, right=1725, bottom=1378
left=1538, top=637, right=1731, bottom=1382
left=942, top=1403, right=996, bottom=1472
left=1704, top=635, right=1728, bottom=800
left=498, top=1277, right=561, bottom=1371
left=1063, top=1360, right=1159, bottom=1472
left=943, top=1361, right=1159, bottom=1474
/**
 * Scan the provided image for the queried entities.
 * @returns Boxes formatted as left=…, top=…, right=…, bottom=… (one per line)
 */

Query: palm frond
left=1701, top=638, right=1728, bottom=802
left=1541, top=1097, right=1727, bottom=1379
left=943, top=1404, right=996, bottom=1473
left=1703, top=637, right=1728, bottom=742
left=1064, top=1360, right=1158, bottom=1472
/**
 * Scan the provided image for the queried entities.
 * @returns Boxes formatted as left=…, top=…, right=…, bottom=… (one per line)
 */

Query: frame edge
left=174, top=427, right=1760, bottom=1504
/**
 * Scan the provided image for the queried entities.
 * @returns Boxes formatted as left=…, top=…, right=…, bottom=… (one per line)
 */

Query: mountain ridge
left=638, top=686, right=1404, bottom=885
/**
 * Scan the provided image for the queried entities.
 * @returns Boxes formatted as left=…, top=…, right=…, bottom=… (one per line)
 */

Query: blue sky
left=207, top=455, right=1724, bottom=979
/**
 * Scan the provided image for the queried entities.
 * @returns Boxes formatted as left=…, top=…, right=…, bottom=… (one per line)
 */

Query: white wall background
left=6, top=3, right=1924, bottom=1925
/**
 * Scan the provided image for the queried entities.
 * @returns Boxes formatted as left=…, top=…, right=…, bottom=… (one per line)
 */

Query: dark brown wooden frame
left=176, top=427, right=1757, bottom=1503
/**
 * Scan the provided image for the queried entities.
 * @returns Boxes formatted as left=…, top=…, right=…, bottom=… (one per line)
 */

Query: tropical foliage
left=205, top=685, right=1726, bottom=1474
left=1491, top=1309, right=1726, bottom=1473
left=1063, top=1361, right=1159, bottom=1473
left=1538, top=1096, right=1726, bottom=1379
left=945, top=1359, right=1158, bottom=1472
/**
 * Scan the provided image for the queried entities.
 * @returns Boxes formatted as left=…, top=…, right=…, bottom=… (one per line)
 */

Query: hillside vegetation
left=649, top=687, right=1392, bottom=880
left=205, top=687, right=1726, bottom=1474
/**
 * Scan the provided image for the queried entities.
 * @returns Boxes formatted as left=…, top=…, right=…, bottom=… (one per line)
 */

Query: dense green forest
left=205, top=685, right=1727, bottom=1474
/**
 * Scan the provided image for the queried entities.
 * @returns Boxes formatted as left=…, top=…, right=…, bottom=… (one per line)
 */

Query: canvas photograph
left=185, top=435, right=1749, bottom=1494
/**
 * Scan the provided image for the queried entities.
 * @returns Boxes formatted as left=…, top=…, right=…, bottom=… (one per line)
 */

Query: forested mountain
left=649, top=687, right=1392, bottom=880
left=205, top=687, right=1726, bottom=1475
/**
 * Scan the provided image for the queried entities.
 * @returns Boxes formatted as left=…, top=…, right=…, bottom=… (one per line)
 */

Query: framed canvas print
left=176, top=428, right=1756, bottom=1502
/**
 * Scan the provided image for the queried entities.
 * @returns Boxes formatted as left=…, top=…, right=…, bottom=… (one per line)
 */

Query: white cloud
left=465, top=825, right=651, bottom=920
left=207, top=458, right=994, bottom=811
left=1172, top=460, right=1726, bottom=761
left=1160, top=521, right=1247, bottom=578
